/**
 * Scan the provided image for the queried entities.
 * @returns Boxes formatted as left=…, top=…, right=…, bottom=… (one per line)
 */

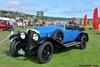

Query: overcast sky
left=0, top=0, right=100, bottom=18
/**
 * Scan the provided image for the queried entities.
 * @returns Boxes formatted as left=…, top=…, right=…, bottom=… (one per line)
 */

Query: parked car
left=0, top=17, right=15, bottom=31
left=0, top=21, right=9, bottom=30
left=9, top=24, right=89, bottom=64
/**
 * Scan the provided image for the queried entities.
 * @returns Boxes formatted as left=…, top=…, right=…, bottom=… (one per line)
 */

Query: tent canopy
left=0, top=17, right=15, bottom=22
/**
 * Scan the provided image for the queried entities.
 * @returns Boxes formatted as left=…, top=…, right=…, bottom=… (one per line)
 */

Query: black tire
left=52, top=29, right=64, bottom=44
left=79, top=35, right=87, bottom=49
left=10, top=40, right=21, bottom=57
left=37, top=41, right=53, bottom=64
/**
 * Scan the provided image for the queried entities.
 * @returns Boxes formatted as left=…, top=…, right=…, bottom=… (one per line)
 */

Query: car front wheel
left=37, top=41, right=53, bottom=64
left=10, top=40, right=22, bottom=57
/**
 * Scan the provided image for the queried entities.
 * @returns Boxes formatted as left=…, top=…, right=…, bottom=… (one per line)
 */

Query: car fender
left=76, top=32, right=89, bottom=42
left=37, top=37, right=64, bottom=49
left=9, top=32, right=20, bottom=41
left=38, top=37, right=53, bottom=44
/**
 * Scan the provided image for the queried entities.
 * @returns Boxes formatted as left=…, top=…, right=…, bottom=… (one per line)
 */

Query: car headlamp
left=33, top=33, right=39, bottom=41
left=20, top=32, right=26, bottom=39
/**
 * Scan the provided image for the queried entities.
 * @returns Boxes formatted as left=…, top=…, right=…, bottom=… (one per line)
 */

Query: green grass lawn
left=0, top=27, right=100, bottom=67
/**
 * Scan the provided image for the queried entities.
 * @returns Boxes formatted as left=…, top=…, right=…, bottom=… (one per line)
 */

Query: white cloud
left=8, top=0, right=21, bottom=6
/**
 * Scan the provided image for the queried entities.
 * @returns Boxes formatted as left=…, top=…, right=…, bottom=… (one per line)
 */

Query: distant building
left=37, top=11, right=44, bottom=17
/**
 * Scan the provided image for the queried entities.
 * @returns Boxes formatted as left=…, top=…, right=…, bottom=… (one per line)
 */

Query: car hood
left=31, top=25, right=64, bottom=37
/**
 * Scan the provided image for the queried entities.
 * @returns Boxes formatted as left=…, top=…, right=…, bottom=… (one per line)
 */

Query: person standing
left=9, top=19, right=14, bottom=31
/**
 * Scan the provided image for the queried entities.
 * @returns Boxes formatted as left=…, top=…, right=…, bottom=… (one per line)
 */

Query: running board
left=64, top=42, right=81, bottom=47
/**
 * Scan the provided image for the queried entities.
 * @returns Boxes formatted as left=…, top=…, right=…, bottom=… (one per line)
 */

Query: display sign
left=37, top=11, right=44, bottom=16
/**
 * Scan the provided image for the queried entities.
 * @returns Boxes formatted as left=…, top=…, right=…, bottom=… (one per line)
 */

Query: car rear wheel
left=79, top=35, right=87, bottom=49
left=10, top=40, right=22, bottom=57
left=37, top=41, right=53, bottom=64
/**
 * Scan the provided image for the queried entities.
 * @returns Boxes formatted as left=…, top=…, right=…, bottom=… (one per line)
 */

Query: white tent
left=0, top=17, right=16, bottom=25
left=0, top=17, right=15, bottom=22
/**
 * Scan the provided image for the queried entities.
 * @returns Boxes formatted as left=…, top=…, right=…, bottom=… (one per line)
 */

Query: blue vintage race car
left=9, top=24, right=89, bottom=64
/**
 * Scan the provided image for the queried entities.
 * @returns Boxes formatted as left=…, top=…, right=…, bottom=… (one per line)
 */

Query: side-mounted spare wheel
left=37, top=41, right=53, bottom=64
left=52, top=29, right=64, bottom=44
